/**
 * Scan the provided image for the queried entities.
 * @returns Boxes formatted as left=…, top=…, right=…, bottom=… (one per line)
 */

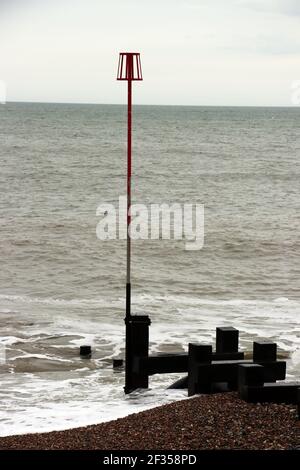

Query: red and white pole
left=117, top=53, right=149, bottom=394
left=126, top=66, right=132, bottom=319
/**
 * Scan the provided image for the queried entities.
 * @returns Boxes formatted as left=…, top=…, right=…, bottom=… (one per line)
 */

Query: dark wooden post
left=188, top=343, right=212, bottom=396
left=125, top=315, right=151, bottom=394
left=216, top=327, right=239, bottom=353
left=253, top=341, right=277, bottom=362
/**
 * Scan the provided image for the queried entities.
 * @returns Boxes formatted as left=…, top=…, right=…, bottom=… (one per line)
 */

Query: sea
left=0, top=102, right=299, bottom=436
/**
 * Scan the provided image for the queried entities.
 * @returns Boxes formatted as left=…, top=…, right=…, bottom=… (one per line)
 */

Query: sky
left=0, top=0, right=299, bottom=106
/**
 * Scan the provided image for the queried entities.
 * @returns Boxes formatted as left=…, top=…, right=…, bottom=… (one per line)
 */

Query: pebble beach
left=0, top=393, right=299, bottom=450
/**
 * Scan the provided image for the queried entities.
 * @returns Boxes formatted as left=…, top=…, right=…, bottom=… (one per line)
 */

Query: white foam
left=0, top=293, right=299, bottom=437
left=11, top=353, right=73, bottom=363
left=0, top=294, right=123, bottom=308
left=0, top=336, right=26, bottom=346
left=0, top=371, right=187, bottom=437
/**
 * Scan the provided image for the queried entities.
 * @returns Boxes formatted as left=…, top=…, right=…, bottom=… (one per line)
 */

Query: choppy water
left=0, top=103, right=299, bottom=436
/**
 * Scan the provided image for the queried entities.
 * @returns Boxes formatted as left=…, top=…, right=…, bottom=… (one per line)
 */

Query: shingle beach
left=1, top=393, right=299, bottom=450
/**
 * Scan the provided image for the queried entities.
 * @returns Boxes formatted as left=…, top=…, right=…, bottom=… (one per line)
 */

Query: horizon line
left=3, top=100, right=299, bottom=108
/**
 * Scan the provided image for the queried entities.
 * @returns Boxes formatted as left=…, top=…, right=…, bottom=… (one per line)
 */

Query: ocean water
left=0, top=103, right=299, bottom=436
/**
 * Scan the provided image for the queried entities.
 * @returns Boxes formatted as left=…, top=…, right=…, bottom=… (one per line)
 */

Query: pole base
left=124, top=315, right=151, bottom=394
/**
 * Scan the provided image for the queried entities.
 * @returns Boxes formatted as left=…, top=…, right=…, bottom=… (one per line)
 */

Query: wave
left=0, top=294, right=115, bottom=307
left=0, top=293, right=298, bottom=308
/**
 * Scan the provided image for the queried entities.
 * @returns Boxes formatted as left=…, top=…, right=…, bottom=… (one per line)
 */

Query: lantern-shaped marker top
left=117, top=52, right=143, bottom=81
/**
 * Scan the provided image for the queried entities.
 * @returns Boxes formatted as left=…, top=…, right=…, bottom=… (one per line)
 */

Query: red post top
left=117, top=52, right=143, bottom=81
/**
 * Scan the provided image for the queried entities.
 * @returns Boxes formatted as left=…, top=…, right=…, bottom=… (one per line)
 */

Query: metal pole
left=125, top=74, right=132, bottom=394
left=117, top=52, right=148, bottom=394
left=126, top=77, right=132, bottom=319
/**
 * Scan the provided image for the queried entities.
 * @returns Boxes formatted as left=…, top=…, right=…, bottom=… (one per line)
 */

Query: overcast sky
left=0, top=0, right=299, bottom=105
